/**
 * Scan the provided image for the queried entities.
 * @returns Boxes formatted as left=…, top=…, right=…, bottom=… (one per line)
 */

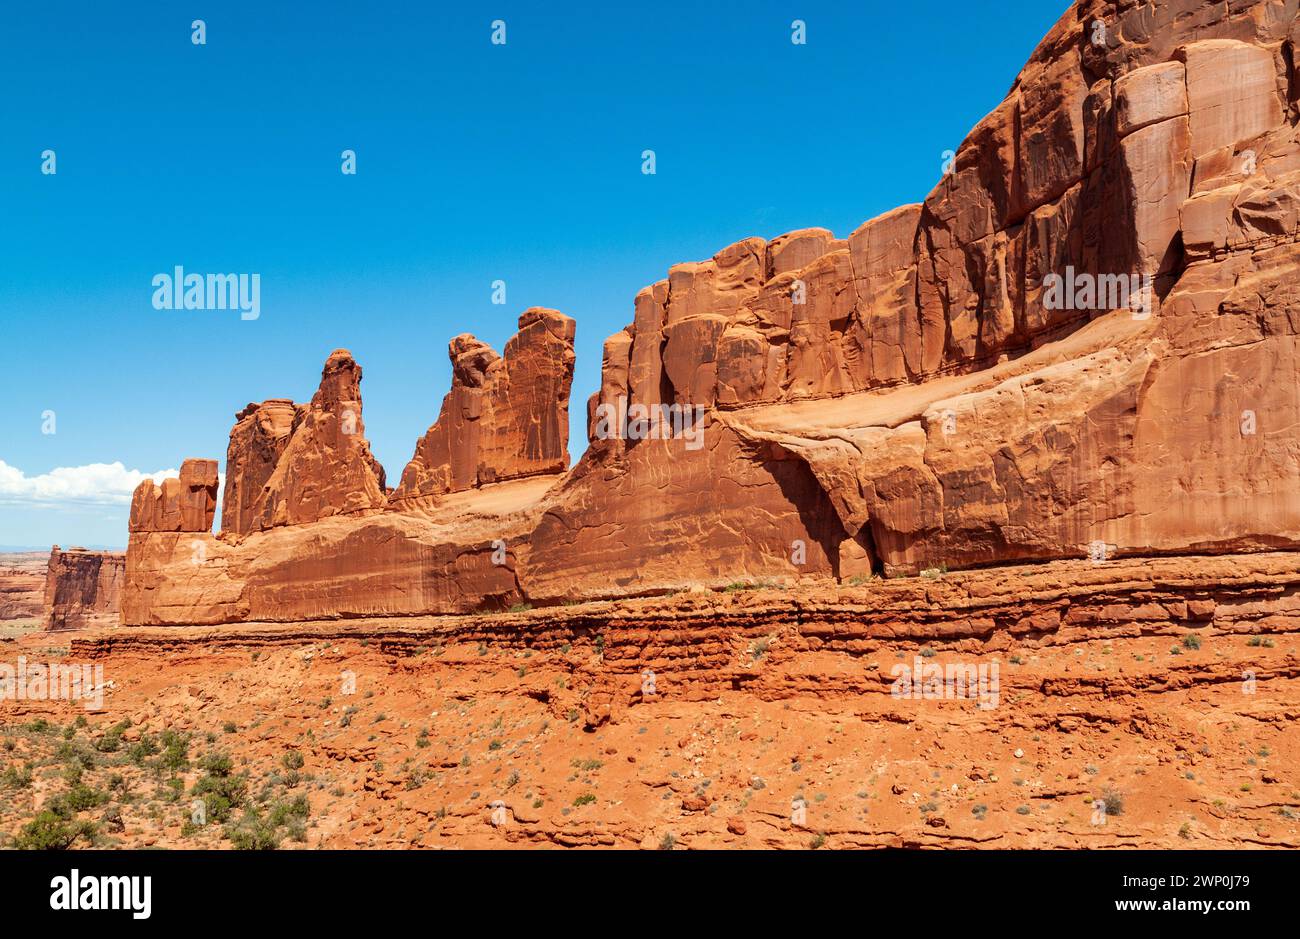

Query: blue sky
left=0, top=0, right=1067, bottom=548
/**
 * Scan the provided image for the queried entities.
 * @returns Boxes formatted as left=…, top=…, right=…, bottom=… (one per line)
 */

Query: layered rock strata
left=43, top=547, right=125, bottom=631
left=56, top=553, right=1300, bottom=849
left=0, top=553, right=48, bottom=623
left=389, top=308, right=576, bottom=510
left=125, top=312, right=578, bottom=625
left=122, top=0, right=1300, bottom=624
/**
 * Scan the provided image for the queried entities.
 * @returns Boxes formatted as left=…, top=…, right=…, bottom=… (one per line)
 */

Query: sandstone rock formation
left=523, top=427, right=844, bottom=602
left=221, top=398, right=299, bottom=535
left=569, top=0, right=1300, bottom=582
left=120, top=0, right=1300, bottom=624
left=223, top=350, right=388, bottom=535
left=121, top=476, right=549, bottom=625
left=128, top=460, right=219, bottom=534
left=124, top=314, right=577, bottom=625
left=43, top=546, right=124, bottom=631
left=0, top=553, right=47, bottom=624
left=389, top=308, right=576, bottom=510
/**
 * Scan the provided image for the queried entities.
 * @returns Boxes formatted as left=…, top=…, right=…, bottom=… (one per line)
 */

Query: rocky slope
left=2, top=552, right=1296, bottom=848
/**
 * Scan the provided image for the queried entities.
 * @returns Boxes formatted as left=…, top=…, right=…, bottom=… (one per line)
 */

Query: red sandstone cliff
left=129, top=460, right=219, bottom=535
left=0, top=553, right=47, bottom=624
left=219, top=348, right=392, bottom=539
left=43, top=546, right=124, bottom=631
left=121, top=0, right=1300, bottom=625
left=389, top=308, right=576, bottom=510
left=546, top=0, right=1300, bottom=591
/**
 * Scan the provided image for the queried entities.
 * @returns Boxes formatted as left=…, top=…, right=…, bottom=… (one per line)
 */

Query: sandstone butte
left=9, top=0, right=1300, bottom=852
left=43, top=547, right=125, bottom=632
left=119, top=0, right=1300, bottom=626
left=0, top=548, right=125, bottom=633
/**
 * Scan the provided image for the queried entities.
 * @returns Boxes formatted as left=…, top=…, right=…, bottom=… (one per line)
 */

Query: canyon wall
left=0, top=553, right=47, bottom=624
left=559, top=0, right=1300, bottom=584
left=43, top=547, right=125, bottom=631
left=122, top=0, right=1300, bottom=624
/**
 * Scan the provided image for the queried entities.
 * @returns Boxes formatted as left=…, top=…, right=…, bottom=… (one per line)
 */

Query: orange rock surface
left=221, top=398, right=299, bottom=536
left=120, top=0, right=1300, bottom=634
left=128, top=460, right=218, bottom=535
left=0, top=553, right=47, bottom=625
left=43, top=547, right=124, bottom=631
left=389, top=308, right=576, bottom=509
left=242, top=350, right=388, bottom=532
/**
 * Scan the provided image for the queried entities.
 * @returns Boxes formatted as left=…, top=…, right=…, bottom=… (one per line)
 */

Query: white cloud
left=0, top=461, right=179, bottom=507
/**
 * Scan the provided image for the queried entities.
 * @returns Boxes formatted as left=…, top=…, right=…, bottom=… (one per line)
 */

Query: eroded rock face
left=122, top=476, right=552, bottom=625
left=122, top=0, right=1300, bottom=621
left=576, top=0, right=1300, bottom=577
left=44, top=547, right=124, bottom=631
left=216, top=351, right=389, bottom=537
left=595, top=1, right=1298, bottom=422
left=246, top=350, right=388, bottom=531
left=125, top=314, right=576, bottom=624
left=221, top=398, right=299, bottom=536
left=522, top=427, right=843, bottom=603
left=389, top=309, right=576, bottom=509
left=129, top=460, right=219, bottom=534
left=0, top=553, right=48, bottom=623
